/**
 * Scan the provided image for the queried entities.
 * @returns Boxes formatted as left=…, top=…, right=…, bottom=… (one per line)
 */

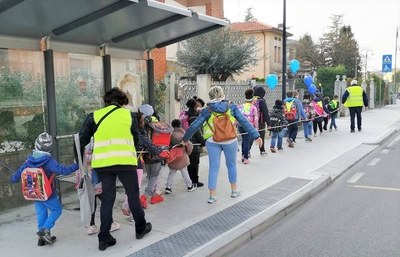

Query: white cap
left=350, top=80, right=358, bottom=85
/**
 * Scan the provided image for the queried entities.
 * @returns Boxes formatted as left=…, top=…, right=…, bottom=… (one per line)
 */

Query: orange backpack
left=21, top=167, right=54, bottom=201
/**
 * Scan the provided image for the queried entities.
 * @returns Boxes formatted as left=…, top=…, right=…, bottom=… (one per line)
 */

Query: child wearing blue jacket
left=10, top=132, right=78, bottom=246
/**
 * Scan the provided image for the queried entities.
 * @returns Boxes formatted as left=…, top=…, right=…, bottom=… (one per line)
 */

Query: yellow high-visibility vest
left=91, top=106, right=137, bottom=168
left=344, top=86, right=363, bottom=107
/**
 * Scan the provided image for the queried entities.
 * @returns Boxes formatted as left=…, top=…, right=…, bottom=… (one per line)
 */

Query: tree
left=331, top=26, right=360, bottom=77
left=244, top=8, right=255, bottom=22
left=316, top=65, right=346, bottom=98
left=293, top=34, right=324, bottom=71
left=176, top=28, right=258, bottom=81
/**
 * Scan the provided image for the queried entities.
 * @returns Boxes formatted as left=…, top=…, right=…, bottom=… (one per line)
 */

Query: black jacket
left=186, top=108, right=206, bottom=147
left=253, top=86, right=271, bottom=127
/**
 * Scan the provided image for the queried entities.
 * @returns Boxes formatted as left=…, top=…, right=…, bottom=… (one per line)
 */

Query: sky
left=223, top=0, right=400, bottom=74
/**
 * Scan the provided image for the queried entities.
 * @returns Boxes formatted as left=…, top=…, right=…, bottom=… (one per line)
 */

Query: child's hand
left=255, top=137, right=263, bottom=148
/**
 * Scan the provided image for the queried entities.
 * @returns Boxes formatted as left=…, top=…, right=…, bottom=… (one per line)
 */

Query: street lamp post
left=281, top=0, right=287, bottom=101
left=395, top=26, right=399, bottom=94
left=363, top=49, right=373, bottom=81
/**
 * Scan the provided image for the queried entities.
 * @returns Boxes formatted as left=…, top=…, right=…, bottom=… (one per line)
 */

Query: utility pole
left=281, top=0, right=287, bottom=101
left=395, top=26, right=398, bottom=94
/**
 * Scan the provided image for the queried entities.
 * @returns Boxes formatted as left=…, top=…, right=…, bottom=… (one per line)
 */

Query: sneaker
left=121, top=207, right=131, bottom=216
left=243, top=158, right=249, bottom=164
left=306, top=137, right=312, bottom=142
left=165, top=187, right=172, bottom=194
left=140, top=195, right=148, bottom=209
left=241, top=157, right=245, bottom=163
left=277, top=147, right=283, bottom=150
left=150, top=194, right=164, bottom=204
left=98, top=236, right=116, bottom=251
left=37, top=229, right=54, bottom=244
left=207, top=195, right=218, bottom=204
left=350, top=129, right=355, bottom=133
left=329, top=128, right=332, bottom=132
left=260, top=151, right=267, bottom=156
left=87, top=225, right=99, bottom=235
left=313, top=133, right=317, bottom=137
left=231, top=189, right=241, bottom=198
left=38, top=236, right=56, bottom=246
left=187, top=183, right=197, bottom=192
left=270, top=147, right=276, bottom=153
left=136, top=222, right=152, bottom=240
left=196, top=182, right=204, bottom=187
left=358, top=128, right=362, bottom=132
left=110, top=222, right=120, bottom=232
left=335, top=127, right=338, bottom=131
left=248, top=153, right=252, bottom=158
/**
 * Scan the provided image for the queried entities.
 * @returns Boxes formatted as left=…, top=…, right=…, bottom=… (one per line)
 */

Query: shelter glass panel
left=111, top=58, right=148, bottom=111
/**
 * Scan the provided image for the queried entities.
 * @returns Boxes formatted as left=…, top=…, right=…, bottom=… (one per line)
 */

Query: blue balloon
left=308, top=84, right=317, bottom=94
left=266, top=74, right=278, bottom=89
left=290, top=59, right=300, bottom=73
left=304, top=75, right=313, bottom=87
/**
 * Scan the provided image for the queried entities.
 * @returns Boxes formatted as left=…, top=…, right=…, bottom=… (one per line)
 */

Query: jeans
left=270, top=131, right=283, bottom=149
left=239, top=126, right=251, bottom=159
left=206, top=140, right=238, bottom=190
left=349, top=107, right=362, bottom=130
left=330, top=114, right=337, bottom=129
left=96, top=166, right=146, bottom=241
left=303, top=121, right=313, bottom=138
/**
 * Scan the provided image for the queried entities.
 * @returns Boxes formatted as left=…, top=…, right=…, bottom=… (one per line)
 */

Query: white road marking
left=347, top=172, right=365, bottom=184
left=387, top=134, right=400, bottom=148
left=349, top=185, right=400, bottom=192
left=381, top=149, right=390, bottom=154
left=367, top=158, right=381, bottom=166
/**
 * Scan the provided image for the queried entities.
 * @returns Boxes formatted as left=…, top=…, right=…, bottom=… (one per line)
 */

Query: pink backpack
left=179, top=111, right=190, bottom=130
left=238, top=102, right=259, bottom=128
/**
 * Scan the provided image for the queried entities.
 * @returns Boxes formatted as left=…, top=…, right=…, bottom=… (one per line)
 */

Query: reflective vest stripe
left=92, top=150, right=137, bottom=161
left=95, top=139, right=135, bottom=148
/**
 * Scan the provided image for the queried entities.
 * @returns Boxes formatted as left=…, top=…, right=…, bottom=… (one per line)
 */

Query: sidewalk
left=1, top=102, right=400, bottom=257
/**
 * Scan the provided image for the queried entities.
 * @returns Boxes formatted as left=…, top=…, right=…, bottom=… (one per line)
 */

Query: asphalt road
left=228, top=131, right=400, bottom=257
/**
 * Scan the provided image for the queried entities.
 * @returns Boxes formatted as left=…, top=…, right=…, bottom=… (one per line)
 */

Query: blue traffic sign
left=382, top=54, right=392, bottom=72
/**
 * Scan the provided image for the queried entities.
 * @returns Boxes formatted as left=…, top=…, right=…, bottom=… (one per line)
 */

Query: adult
left=253, top=86, right=271, bottom=155
left=283, top=90, right=306, bottom=147
left=185, top=98, right=206, bottom=187
left=341, top=79, right=368, bottom=132
left=77, top=88, right=151, bottom=251
left=183, top=86, right=262, bottom=203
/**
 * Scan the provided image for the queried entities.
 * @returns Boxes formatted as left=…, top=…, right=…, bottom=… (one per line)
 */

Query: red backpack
left=21, top=167, right=54, bottom=201
left=284, top=100, right=297, bottom=121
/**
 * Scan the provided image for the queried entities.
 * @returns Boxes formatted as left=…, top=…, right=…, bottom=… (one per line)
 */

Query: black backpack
left=269, top=112, right=284, bottom=132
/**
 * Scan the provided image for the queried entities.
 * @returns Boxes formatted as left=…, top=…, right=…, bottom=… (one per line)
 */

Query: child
left=328, top=95, right=339, bottom=131
left=9, top=132, right=78, bottom=246
left=238, top=89, right=258, bottom=164
left=323, top=96, right=331, bottom=131
left=165, top=119, right=196, bottom=194
left=269, top=100, right=288, bottom=152
left=138, top=104, right=170, bottom=208
left=302, top=98, right=313, bottom=142
left=80, top=140, right=120, bottom=235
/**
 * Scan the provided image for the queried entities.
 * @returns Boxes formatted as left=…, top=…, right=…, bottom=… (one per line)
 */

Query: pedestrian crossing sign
left=382, top=55, right=392, bottom=72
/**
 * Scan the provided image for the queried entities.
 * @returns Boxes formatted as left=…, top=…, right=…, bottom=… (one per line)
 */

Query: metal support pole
left=44, top=49, right=62, bottom=204
left=102, top=55, right=112, bottom=93
left=147, top=59, right=155, bottom=106
left=394, top=26, right=398, bottom=94
left=281, top=0, right=287, bottom=101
